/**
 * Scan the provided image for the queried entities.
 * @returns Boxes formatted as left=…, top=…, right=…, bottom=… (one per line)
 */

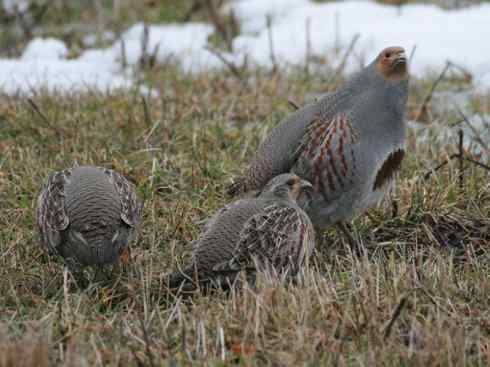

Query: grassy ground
left=0, top=61, right=489, bottom=366
left=1, top=1, right=490, bottom=365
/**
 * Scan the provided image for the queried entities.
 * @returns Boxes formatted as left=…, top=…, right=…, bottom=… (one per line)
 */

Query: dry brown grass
left=0, top=61, right=489, bottom=366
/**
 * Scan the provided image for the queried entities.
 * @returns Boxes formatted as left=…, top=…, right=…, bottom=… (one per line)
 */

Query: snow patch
left=1, top=1, right=490, bottom=94
left=113, top=22, right=220, bottom=72
left=408, top=115, right=489, bottom=158
left=22, top=38, right=68, bottom=61
left=229, top=0, right=490, bottom=84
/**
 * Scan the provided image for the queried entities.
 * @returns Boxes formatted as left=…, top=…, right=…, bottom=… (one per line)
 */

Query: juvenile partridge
left=228, top=47, right=409, bottom=235
left=36, top=165, right=143, bottom=283
left=167, top=173, right=315, bottom=291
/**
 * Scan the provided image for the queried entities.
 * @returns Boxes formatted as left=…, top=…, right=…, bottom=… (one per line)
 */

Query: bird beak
left=393, top=51, right=407, bottom=67
left=299, top=180, right=314, bottom=198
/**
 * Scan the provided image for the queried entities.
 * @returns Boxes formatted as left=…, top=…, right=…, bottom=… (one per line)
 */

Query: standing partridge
left=167, top=173, right=315, bottom=291
left=36, top=165, right=143, bottom=284
left=228, top=47, right=409, bottom=238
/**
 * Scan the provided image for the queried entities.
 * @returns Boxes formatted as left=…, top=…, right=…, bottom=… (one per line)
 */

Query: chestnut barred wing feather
left=293, top=113, right=360, bottom=202
left=221, top=205, right=314, bottom=273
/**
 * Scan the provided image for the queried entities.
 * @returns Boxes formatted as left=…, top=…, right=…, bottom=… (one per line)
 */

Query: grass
left=0, top=62, right=489, bottom=366
left=0, top=1, right=489, bottom=364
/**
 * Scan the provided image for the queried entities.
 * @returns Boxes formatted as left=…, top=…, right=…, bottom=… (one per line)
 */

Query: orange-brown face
left=287, top=176, right=313, bottom=201
left=376, top=46, right=408, bottom=81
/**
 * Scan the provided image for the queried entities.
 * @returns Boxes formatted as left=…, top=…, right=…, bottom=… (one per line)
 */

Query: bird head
left=375, top=46, right=408, bottom=81
left=260, top=173, right=313, bottom=202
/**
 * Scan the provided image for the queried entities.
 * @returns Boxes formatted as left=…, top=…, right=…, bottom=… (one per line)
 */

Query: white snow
left=21, top=38, right=68, bottom=61
left=1, top=0, right=490, bottom=94
left=408, top=114, right=490, bottom=158
left=0, top=37, right=128, bottom=95
left=229, top=0, right=490, bottom=86
left=0, top=23, right=217, bottom=95
left=0, top=58, right=132, bottom=95
left=113, top=22, right=220, bottom=72
left=2, top=0, right=28, bottom=14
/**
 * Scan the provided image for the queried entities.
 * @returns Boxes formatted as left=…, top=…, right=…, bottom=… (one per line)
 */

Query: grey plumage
left=228, top=47, right=409, bottom=231
left=36, top=165, right=142, bottom=278
left=168, top=173, right=315, bottom=291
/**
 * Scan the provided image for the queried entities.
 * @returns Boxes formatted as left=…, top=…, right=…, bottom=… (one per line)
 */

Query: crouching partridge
left=36, top=165, right=143, bottom=284
left=228, top=47, right=409, bottom=241
left=167, top=173, right=315, bottom=291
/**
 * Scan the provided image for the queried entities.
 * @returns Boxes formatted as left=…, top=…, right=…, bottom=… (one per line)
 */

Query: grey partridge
left=167, top=173, right=315, bottom=291
left=228, top=47, right=409, bottom=237
left=36, top=165, right=143, bottom=283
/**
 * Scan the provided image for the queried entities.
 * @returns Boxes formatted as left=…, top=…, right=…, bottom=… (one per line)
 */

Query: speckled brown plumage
left=167, top=174, right=315, bottom=291
left=36, top=165, right=143, bottom=278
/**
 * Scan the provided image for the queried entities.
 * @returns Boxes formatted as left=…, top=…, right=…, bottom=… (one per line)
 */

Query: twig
left=329, top=33, right=360, bottom=85
left=204, top=0, right=233, bottom=51
left=383, top=296, right=407, bottom=339
left=27, top=98, right=52, bottom=127
left=336, top=33, right=360, bottom=73
left=414, top=61, right=450, bottom=122
left=391, top=197, right=398, bottom=219
left=408, top=45, right=417, bottom=66
left=93, top=0, right=105, bottom=43
left=181, top=317, right=193, bottom=361
left=455, top=107, right=489, bottom=152
left=458, top=129, right=464, bottom=190
left=205, top=46, right=245, bottom=80
left=149, top=43, right=160, bottom=69
left=423, top=153, right=460, bottom=180
left=288, top=98, right=300, bottom=110
left=141, top=96, right=152, bottom=128
left=334, top=12, right=340, bottom=55
left=139, top=22, right=150, bottom=70
left=423, top=153, right=490, bottom=181
left=460, top=156, right=490, bottom=171
left=218, top=326, right=225, bottom=361
left=447, top=61, right=473, bottom=82
left=138, top=313, right=156, bottom=367
left=13, top=2, right=49, bottom=39
left=304, top=17, right=312, bottom=77
left=266, top=15, right=278, bottom=74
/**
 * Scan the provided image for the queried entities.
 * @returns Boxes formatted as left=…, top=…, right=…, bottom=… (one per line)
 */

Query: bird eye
left=286, top=179, right=296, bottom=186
left=385, top=52, right=392, bottom=58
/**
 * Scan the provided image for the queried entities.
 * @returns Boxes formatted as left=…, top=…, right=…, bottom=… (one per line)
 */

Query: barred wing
left=36, top=169, right=71, bottom=253
left=104, top=168, right=142, bottom=227
left=292, top=112, right=360, bottom=203
left=218, top=204, right=315, bottom=274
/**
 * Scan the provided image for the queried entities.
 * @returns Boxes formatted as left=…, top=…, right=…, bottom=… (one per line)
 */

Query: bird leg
left=64, top=258, right=89, bottom=289
left=93, top=265, right=110, bottom=284
left=112, top=246, right=131, bottom=280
